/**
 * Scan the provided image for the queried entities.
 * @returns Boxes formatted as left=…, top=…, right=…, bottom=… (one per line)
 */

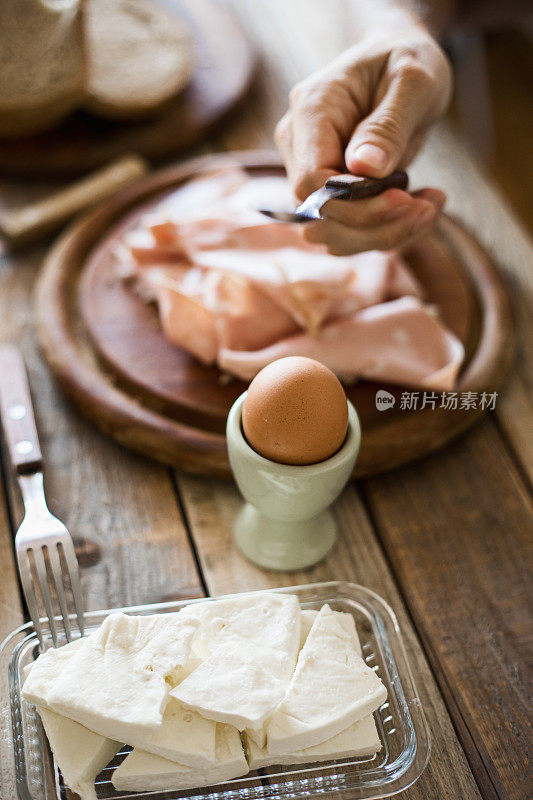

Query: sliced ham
left=150, top=268, right=299, bottom=360
left=214, top=273, right=298, bottom=351
left=133, top=241, right=424, bottom=335
left=127, top=229, right=191, bottom=265
left=219, top=297, right=464, bottom=390
left=126, top=171, right=426, bottom=334
left=154, top=274, right=218, bottom=365
left=155, top=166, right=250, bottom=222
left=120, top=168, right=464, bottom=389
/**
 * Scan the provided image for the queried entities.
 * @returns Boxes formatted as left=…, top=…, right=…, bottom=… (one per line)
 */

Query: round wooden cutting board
left=35, top=151, right=514, bottom=479
left=0, top=0, right=255, bottom=178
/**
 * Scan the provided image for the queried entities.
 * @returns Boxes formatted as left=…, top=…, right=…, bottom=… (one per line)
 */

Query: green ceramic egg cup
left=226, top=394, right=361, bottom=571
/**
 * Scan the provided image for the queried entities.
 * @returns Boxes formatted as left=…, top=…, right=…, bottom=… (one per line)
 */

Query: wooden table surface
left=0, top=3, right=531, bottom=800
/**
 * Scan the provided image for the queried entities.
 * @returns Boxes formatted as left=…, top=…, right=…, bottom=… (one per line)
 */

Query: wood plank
left=485, top=31, right=533, bottom=236
left=0, top=280, right=25, bottom=800
left=0, top=481, right=22, bottom=800
left=0, top=230, right=204, bottom=612
left=363, top=416, right=533, bottom=800
left=0, top=223, right=207, bottom=800
left=410, top=123, right=533, bottom=486
left=0, top=468, right=23, bottom=642
left=177, top=472, right=483, bottom=800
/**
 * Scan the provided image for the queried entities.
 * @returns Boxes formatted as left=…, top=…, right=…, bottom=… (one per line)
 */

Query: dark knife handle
left=0, top=345, right=43, bottom=474
left=324, top=171, right=408, bottom=200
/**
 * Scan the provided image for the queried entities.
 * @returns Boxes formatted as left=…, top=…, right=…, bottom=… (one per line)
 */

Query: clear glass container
left=1, top=582, right=430, bottom=800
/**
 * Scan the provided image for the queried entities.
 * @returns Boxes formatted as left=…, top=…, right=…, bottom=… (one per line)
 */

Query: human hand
left=275, top=33, right=452, bottom=254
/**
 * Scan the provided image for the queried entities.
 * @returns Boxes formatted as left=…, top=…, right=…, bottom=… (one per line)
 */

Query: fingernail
left=351, top=143, right=389, bottom=171
left=385, top=204, right=412, bottom=222
left=412, top=208, right=435, bottom=233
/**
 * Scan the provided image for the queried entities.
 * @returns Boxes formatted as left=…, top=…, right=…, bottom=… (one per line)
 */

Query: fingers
left=301, top=197, right=442, bottom=256
left=321, top=187, right=446, bottom=230
left=345, top=78, right=431, bottom=177
left=275, top=115, right=338, bottom=201
left=345, top=49, right=451, bottom=177
left=411, top=188, right=447, bottom=207
left=275, top=79, right=355, bottom=201
left=397, top=126, right=427, bottom=168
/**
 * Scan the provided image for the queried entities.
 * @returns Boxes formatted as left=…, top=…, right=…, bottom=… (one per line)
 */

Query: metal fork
left=0, top=344, right=84, bottom=648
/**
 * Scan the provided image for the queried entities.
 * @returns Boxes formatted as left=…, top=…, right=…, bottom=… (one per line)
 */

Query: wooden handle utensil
left=259, top=171, right=409, bottom=223
left=0, top=154, right=149, bottom=245
left=0, top=344, right=43, bottom=474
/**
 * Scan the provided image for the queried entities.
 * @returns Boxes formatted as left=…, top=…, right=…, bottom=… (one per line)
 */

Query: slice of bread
left=0, top=0, right=85, bottom=137
left=84, top=0, right=193, bottom=120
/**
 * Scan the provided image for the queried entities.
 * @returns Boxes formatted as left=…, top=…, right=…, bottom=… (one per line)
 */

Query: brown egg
left=242, top=356, right=348, bottom=466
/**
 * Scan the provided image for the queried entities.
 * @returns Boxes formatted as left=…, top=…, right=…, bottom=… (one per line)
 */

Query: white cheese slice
left=245, top=715, right=381, bottom=769
left=46, top=612, right=198, bottom=743
left=181, top=593, right=301, bottom=684
left=112, top=724, right=249, bottom=792
left=266, top=605, right=387, bottom=754
left=299, top=609, right=317, bottom=650
left=299, top=609, right=362, bottom=655
left=171, top=640, right=285, bottom=730
left=177, top=595, right=300, bottom=749
left=135, top=698, right=216, bottom=768
left=245, top=725, right=267, bottom=749
left=25, top=650, right=215, bottom=769
left=167, top=652, right=203, bottom=687
left=37, top=707, right=121, bottom=800
left=248, top=608, right=363, bottom=751
left=22, top=638, right=84, bottom=709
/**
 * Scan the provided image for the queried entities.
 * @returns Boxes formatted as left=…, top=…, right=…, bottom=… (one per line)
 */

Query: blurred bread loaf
left=0, top=0, right=85, bottom=137
left=84, top=0, right=193, bottom=119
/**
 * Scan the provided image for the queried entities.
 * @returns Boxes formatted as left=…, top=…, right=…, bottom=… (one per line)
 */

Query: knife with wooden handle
left=0, top=154, right=148, bottom=248
left=259, top=171, right=408, bottom=223
left=0, top=345, right=43, bottom=474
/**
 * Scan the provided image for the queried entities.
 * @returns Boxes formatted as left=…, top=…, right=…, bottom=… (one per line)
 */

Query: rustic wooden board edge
left=441, top=215, right=515, bottom=391
left=35, top=151, right=515, bottom=479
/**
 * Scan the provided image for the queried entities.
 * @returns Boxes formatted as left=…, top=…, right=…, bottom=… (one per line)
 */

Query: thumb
left=345, top=69, right=429, bottom=177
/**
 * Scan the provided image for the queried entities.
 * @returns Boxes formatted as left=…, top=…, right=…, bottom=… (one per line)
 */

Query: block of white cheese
left=25, top=647, right=214, bottom=769
left=181, top=593, right=301, bottom=684
left=179, top=594, right=300, bottom=747
left=245, top=715, right=381, bottom=769
left=299, top=609, right=362, bottom=655
left=266, top=605, right=387, bottom=754
left=167, top=652, right=203, bottom=687
left=22, top=637, right=84, bottom=709
left=37, top=707, right=121, bottom=800
left=171, top=640, right=285, bottom=730
left=248, top=607, right=363, bottom=751
left=112, top=724, right=249, bottom=793
left=46, top=612, right=198, bottom=743
left=245, top=725, right=268, bottom=750
left=135, top=698, right=216, bottom=768
left=299, top=609, right=318, bottom=650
